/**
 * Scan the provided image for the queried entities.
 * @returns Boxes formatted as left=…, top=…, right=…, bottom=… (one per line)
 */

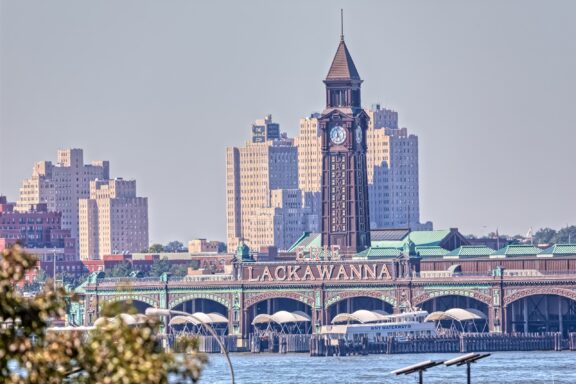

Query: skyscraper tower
left=319, top=14, right=371, bottom=255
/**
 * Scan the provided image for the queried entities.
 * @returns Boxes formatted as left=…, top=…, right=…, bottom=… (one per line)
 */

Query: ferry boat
left=320, top=310, right=436, bottom=343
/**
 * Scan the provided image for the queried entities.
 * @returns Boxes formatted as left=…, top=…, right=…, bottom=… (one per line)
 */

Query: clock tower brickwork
left=319, top=34, right=371, bottom=255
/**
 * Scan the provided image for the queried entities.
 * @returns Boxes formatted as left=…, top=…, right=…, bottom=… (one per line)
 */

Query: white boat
left=320, top=310, right=436, bottom=343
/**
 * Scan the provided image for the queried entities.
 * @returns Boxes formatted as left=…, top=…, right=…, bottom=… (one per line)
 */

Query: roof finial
left=340, top=9, right=344, bottom=41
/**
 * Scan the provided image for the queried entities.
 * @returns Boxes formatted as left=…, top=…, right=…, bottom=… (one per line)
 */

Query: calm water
left=193, top=352, right=576, bottom=384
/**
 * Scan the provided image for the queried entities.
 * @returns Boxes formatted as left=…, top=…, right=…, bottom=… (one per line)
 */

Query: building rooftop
left=490, top=244, right=542, bottom=258
left=326, top=39, right=361, bottom=81
left=445, top=245, right=494, bottom=259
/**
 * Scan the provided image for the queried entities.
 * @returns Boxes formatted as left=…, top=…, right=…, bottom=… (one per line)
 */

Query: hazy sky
left=1, top=0, right=575, bottom=244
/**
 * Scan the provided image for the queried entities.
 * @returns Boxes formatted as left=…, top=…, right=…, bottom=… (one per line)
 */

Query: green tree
left=149, top=257, right=171, bottom=277
left=533, top=227, right=556, bottom=244
left=169, top=263, right=192, bottom=277
left=0, top=245, right=207, bottom=383
left=553, top=225, right=576, bottom=244
left=148, top=243, right=164, bottom=253
left=164, top=241, right=185, bottom=253
left=108, top=260, right=133, bottom=277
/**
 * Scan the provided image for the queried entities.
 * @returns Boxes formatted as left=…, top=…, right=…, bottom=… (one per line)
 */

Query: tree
left=554, top=225, right=576, bottom=244
left=147, top=243, right=164, bottom=253
left=108, top=260, right=133, bottom=277
left=533, top=227, right=556, bottom=244
left=164, top=241, right=185, bottom=253
left=169, top=263, right=193, bottom=277
left=149, top=257, right=171, bottom=277
left=0, top=245, right=207, bottom=383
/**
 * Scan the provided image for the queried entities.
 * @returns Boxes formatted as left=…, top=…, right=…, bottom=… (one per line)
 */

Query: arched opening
left=327, top=296, right=394, bottom=324
left=420, top=295, right=489, bottom=315
left=247, top=298, right=312, bottom=335
left=170, top=298, right=230, bottom=338
left=108, top=299, right=153, bottom=314
left=419, top=295, right=489, bottom=334
left=172, top=298, right=228, bottom=317
left=506, top=294, right=576, bottom=337
left=247, top=297, right=313, bottom=352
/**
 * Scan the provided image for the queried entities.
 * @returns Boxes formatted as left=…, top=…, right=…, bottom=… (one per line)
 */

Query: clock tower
left=319, top=18, right=371, bottom=256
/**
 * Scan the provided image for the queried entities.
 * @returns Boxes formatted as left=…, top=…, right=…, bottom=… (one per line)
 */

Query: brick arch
left=169, top=293, right=230, bottom=310
left=244, top=291, right=313, bottom=308
left=505, top=287, right=576, bottom=306
left=412, top=290, right=492, bottom=307
left=325, top=290, right=397, bottom=309
left=101, top=294, right=159, bottom=308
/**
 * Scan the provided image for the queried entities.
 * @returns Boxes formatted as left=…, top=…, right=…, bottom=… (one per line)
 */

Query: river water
left=192, top=351, right=576, bottom=384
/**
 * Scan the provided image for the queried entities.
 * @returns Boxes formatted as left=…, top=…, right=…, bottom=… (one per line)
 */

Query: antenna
left=340, top=9, right=344, bottom=41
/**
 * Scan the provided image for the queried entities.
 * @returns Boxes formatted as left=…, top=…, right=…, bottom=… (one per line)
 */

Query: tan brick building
left=226, top=120, right=319, bottom=251
left=16, top=149, right=109, bottom=255
left=79, top=178, right=148, bottom=260
left=245, top=189, right=318, bottom=251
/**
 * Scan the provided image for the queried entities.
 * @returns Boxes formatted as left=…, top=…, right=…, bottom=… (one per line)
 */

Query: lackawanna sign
left=243, top=262, right=393, bottom=282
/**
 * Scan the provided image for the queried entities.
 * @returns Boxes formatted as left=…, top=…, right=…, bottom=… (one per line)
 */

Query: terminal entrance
left=172, top=298, right=228, bottom=317
left=506, top=294, right=576, bottom=337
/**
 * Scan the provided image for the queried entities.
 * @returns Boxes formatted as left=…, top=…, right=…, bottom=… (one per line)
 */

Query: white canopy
left=94, top=313, right=148, bottom=328
left=251, top=310, right=311, bottom=325
left=331, top=309, right=389, bottom=324
left=424, top=308, right=487, bottom=322
left=169, top=312, right=228, bottom=326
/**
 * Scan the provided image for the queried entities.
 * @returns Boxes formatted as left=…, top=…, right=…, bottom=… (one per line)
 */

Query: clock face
left=330, top=126, right=346, bottom=145
left=355, top=126, right=362, bottom=144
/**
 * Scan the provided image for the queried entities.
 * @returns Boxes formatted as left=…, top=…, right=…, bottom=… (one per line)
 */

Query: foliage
left=531, top=225, right=576, bottom=245
left=0, top=245, right=207, bottom=383
left=108, top=260, right=133, bottom=278
left=147, top=244, right=164, bottom=253
left=169, top=263, right=193, bottom=277
left=149, top=257, right=171, bottom=277
left=164, top=241, right=185, bottom=253
left=533, top=227, right=557, bottom=244
left=554, top=225, right=576, bottom=244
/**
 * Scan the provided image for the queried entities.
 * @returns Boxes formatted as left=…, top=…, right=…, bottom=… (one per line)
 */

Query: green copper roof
left=355, top=247, right=402, bottom=259
left=289, top=229, right=458, bottom=254
left=287, top=232, right=321, bottom=252
left=445, top=245, right=494, bottom=258
left=408, top=230, right=451, bottom=246
left=491, top=244, right=542, bottom=257
left=538, top=244, right=576, bottom=257
left=415, top=246, right=449, bottom=257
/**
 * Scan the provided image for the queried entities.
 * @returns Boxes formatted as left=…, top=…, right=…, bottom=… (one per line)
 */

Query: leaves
left=0, top=245, right=207, bottom=383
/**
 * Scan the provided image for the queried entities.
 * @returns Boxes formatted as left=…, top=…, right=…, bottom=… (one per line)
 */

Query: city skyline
left=1, top=1, right=575, bottom=244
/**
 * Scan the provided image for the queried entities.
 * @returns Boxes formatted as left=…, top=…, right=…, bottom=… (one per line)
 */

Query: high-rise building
left=79, top=178, right=148, bottom=260
left=226, top=136, right=299, bottom=251
left=366, top=104, right=427, bottom=229
left=295, top=114, right=322, bottom=194
left=16, top=149, right=109, bottom=254
left=294, top=113, right=322, bottom=227
left=318, top=31, right=371, bottom=254
left=245, top=189, right=318, bottom=251
left=251, top=114, right=281, bottom=143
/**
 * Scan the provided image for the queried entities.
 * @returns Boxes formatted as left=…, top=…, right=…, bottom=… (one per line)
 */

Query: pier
left=309, top=332, right=572, bottom=357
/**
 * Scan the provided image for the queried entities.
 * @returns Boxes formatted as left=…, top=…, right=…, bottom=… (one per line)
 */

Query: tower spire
left=340, top=9, right=344, bottom=41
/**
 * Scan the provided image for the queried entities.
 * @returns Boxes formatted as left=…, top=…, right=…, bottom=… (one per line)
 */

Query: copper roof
left=326, top=39, right=361, bottom=81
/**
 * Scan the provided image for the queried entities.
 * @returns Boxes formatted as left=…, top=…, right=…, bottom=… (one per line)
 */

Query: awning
left=331, top=309, right=389, bottom=324
left=424, top=308, right=487, bottom=322
left=251, top=310, right=311, bottom=325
